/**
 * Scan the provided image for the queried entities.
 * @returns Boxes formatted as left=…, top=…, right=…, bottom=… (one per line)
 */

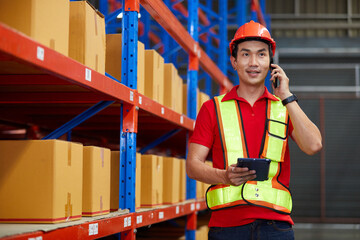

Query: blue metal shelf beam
left=186, top=0, right=198, bottom=239
left=198, top=3, right=220, bottom=20
left=120, top=0, right=139, bottom=214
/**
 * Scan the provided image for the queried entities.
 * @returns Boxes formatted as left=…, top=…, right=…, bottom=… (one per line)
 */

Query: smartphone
left=237, top=158, right=271, bottom=181
left=270, top=59, right=279, bottom=88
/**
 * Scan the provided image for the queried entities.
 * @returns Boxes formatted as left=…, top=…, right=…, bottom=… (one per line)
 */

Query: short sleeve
left=189, top=100, right=216, bottom=148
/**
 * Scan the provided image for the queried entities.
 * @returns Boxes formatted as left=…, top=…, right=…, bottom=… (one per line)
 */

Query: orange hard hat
left=229, top=20, right=276, bottom=56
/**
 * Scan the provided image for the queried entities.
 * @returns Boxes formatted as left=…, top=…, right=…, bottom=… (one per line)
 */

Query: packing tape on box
left=65, top=192, right=72, bottom=221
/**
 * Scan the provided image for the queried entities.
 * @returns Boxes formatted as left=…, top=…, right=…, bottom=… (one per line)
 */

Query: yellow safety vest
left=206, top=94, right=292, bottom=214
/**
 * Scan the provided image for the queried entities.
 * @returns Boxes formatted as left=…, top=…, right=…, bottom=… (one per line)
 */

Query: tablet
left=237, top=158, right=271, bottom=181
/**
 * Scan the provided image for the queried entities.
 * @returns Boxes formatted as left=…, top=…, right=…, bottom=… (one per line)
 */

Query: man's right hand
left=224, top=164, right=257, bottom=186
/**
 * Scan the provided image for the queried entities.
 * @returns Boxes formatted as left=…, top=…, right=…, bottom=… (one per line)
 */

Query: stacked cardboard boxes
left=163, top=157, right=180, bottom=204
left=140, top=154, right=163, bottom=207
left=163, top=64, right=184, bottom=114
left=176, top=75, right=184, bottom=114
left=82, top=146, right=111, bottom=216
left=163, top=64, right=178, bottom=111
left=69, top=0, right=106, bottom=74
left=144, top=50, right=165, bottom=104
left=183, top=84, right=208, bottom=115
left=0, top=0, right=70, bottom=56
left=179, top=159, right=186, bottom=202
left=198, top=91, right=211, bottom=113
left=110, top=151, right=120, bottom=212
left=0, top=140, right=83, bottom=223
left=196, top=225, right=209, bottom=240
left=105, top=33, right=145, bottom=91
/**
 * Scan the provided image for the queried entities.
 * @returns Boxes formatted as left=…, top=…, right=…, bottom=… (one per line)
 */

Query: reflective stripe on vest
left=206, top=94, right=292, bottom=214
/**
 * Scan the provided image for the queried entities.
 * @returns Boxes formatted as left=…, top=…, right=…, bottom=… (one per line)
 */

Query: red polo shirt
left=190, top=86, right=294, bottom=227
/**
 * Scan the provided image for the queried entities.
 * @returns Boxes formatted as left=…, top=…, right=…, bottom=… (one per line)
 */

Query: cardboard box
left=144, top=50, right=164, bottom=104
left=163, top=64, right=178, bottom=111
left=163, top=157, right=180, bottom=204
left=182, top=84, right=199, bottom=115
left=175, top=75, right=183, bottom=114
left=106, top=34, right=122, bottom=81
left=69, top=0, right=106, bottom=74
left=137, top=42, right=145, bottom=95
left=182, top=83, right=187, bottom=115
left=105, top=33, right=145, bottom=90
left=110, top=151, right=120, bottom=212
left=141, top=155, right=163, bottom=207
left=179, top=159, right=186, bottom=202
left=196, top=180, right=205, bottom=200
left=83, top=146, right=110, bottom=216
left=0, top=140, right=83, bottom=223
left=196, top=225, right=209, bottom=240
left=198, top=91, right=210, bottom=113
left=135, top=153, right=142, bottom=209
left=0, top=0, right=69, bottom=56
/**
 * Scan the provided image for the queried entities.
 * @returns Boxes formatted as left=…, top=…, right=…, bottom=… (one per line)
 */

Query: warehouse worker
left=186, top=20, right=322, bottom=240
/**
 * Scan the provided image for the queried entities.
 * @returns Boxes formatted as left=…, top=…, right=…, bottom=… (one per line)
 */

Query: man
left=186, top=21, right=322, bottom=240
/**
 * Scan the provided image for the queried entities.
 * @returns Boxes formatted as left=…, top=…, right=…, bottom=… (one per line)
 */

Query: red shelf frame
left=0, top=200, right=207, bottom=240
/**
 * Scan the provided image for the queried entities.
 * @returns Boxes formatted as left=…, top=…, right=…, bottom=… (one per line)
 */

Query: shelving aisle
left=0, top=0, right=234, bottom=239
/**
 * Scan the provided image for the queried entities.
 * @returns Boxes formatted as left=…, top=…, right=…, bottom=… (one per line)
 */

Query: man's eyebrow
left=258, top=48, right=267, bottom=53
left=240, top=48, right=267, bottom=52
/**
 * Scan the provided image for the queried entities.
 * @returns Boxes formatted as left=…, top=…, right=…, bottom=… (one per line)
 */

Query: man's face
left=231, top=40, right=270, bottom=87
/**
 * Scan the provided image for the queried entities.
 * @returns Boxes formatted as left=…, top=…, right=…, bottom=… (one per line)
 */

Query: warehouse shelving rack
left=0, top=0, right=231, bottom=239
left=0, top=19, right=203, bottom=240
left=0, top=0, right=271, bottom=239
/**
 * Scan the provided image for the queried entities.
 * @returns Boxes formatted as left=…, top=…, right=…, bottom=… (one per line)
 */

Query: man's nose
left=249, top=55, right=259, bottom=66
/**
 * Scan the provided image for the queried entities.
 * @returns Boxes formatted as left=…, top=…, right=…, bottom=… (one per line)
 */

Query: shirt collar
left=221, top=85, right=279, bottom=103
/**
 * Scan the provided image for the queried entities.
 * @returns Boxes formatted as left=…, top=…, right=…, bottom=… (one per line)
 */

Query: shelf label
left=191, top=203, right=195, bottom=211
left=36, top=46, right=44, bottom=61
left=180, top=116, right=184, bottom=124
left=28, top=236, right=43, bottom=240
left=85, top=68, right=92, bottom=82
left=139, top=96, right=142, bottom=105
left=197, top=48, right=201, bottom=58
left=136, top=215, right=143, bottom=224
left=161, top=107, right=165, bottom=115
left=89, top=223, right=98, bottom=236
left=130, top=91, right=134, bottom=101
left=124, top=216, right=131, bottom=227
left=176, top=206, right=180, bottom=214
left=159, top=211, right=164, bottom=219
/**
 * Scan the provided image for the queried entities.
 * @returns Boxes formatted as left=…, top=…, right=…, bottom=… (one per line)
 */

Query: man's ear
left=230, top=55, right=237, bottom=70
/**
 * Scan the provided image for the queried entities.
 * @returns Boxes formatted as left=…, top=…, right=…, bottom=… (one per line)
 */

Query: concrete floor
left=293, top=223, right=360, bottom=240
